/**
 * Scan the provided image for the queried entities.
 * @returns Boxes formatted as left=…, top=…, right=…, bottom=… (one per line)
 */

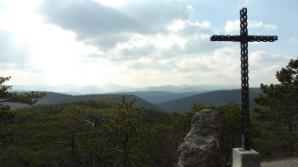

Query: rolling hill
left=9, top=88, right=263, bottom=113
left=117, top=91, right=198, bottom=104
left=9, top=92, right=162, bottom=111
left=157, top=88, right=262, bottom=112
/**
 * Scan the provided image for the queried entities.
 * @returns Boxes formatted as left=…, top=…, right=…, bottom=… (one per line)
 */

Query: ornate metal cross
left=210, top=8, right=278, bottom=151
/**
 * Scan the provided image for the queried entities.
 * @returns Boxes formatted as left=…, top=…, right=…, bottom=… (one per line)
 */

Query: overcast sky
left=0, top=0, right=297, bottom=89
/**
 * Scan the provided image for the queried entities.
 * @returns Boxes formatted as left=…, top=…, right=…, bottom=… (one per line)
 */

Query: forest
left=0, top=58, right=297, bottom=167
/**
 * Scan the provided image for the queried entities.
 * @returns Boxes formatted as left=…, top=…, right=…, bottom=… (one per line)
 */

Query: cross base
left=232, top=148, right=261, bottom=167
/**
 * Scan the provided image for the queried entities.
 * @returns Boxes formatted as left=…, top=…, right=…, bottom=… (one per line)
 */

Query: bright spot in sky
left=94, top=0, right=126, bottom=7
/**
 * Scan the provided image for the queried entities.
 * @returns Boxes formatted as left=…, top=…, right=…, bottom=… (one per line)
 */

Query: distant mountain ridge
left=13, top=84, right=239, bottom=95
left=157, top=88, right=262, bottom=112
left=116, top=91, right=199, bottom=104
left=9, top=92, right=162, bottom=111
left=9, top=88, right=263, bottom=113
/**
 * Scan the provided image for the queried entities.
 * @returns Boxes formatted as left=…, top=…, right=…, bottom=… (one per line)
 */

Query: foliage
left=1, top=58, right=297, bottom=166
left=216, top=104, right=241, bottom=166
left=0, top=96, right=193, bottom=167
left=253, top=58, right=298, bottom=157
left=0, top=76, right=45, bottom=123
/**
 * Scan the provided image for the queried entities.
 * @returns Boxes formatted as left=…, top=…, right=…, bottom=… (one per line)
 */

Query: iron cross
left=210, top=8, right=278, bottom=151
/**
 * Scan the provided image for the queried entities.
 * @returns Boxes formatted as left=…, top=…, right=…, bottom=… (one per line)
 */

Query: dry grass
left=261, top=157, right=298, bottom=167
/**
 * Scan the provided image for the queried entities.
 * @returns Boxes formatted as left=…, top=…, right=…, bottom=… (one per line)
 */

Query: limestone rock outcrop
left=178, top=109, right=224, bottom=167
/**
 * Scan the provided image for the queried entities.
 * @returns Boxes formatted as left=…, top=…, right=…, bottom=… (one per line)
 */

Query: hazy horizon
left=11, top=83, right=249, bottom=95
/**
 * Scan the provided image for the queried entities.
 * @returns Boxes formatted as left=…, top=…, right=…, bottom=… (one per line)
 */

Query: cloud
left=0, top=30, right=29, bottom=68
left=237, top=0, right=250, bottom=6
left=248, top=50, right=290, bottom=85
left=176, top=47, right=238, bottom=71
left=1, top=0, right=289, bottom=88
left=167, top=20, right=211, bottom=36
left=37, top=0, right=236, bottom=86
left=248, top=51, right=290, bottom=84
left=225, top=20, right=278, bottom=33
left=39, top=0, right=219, bottom=61
left=115, top=46, right=290, bottom=86
left=40, top=0, right=137, bottom=35
left=40, top=0, right=190, bottom=50
left=250, top=51, right=289, bottom=65
left=120, top=47, right=240, bottom=85
left=1, top=0, right=222, bottom=87
left=0, top=29, right=33, bottom=72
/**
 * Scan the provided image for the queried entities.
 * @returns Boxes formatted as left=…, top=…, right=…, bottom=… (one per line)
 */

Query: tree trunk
left=71, top=134, right=76, bottom=167
left=123, top=134, right=129, bottom=167
left=286, top=118, right=295, bottom=156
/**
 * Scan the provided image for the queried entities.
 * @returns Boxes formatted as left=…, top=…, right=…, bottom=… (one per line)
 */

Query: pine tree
left=0, top=76, right=45, bottom=123
left=254, top=58, right=298, bottom=155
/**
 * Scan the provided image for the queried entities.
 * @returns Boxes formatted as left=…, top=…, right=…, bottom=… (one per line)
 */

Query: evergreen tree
left=254, top=58, right=298, bottom=156
left=0, top=76, right=45, bottom=123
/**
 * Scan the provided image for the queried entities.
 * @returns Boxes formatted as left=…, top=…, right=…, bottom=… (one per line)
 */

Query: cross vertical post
left=240, top=8, right=250, bottom=151
left=210, top=8, right=278, bottom=151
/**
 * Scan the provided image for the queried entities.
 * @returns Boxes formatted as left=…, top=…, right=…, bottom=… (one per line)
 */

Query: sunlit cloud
left=0, top=0, right=295, bottom=89
left=225, top=20, right=278, bottom=33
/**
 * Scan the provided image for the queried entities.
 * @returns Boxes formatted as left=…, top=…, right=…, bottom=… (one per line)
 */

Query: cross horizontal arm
left=247, top=35, right=278, bottom=42
left=210, top=35, right=241, bottom=42
left=210, top=35, right=278, bottom=42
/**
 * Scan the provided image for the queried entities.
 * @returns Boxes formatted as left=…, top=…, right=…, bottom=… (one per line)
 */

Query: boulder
left=178, top=109, right=224, bottom=167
